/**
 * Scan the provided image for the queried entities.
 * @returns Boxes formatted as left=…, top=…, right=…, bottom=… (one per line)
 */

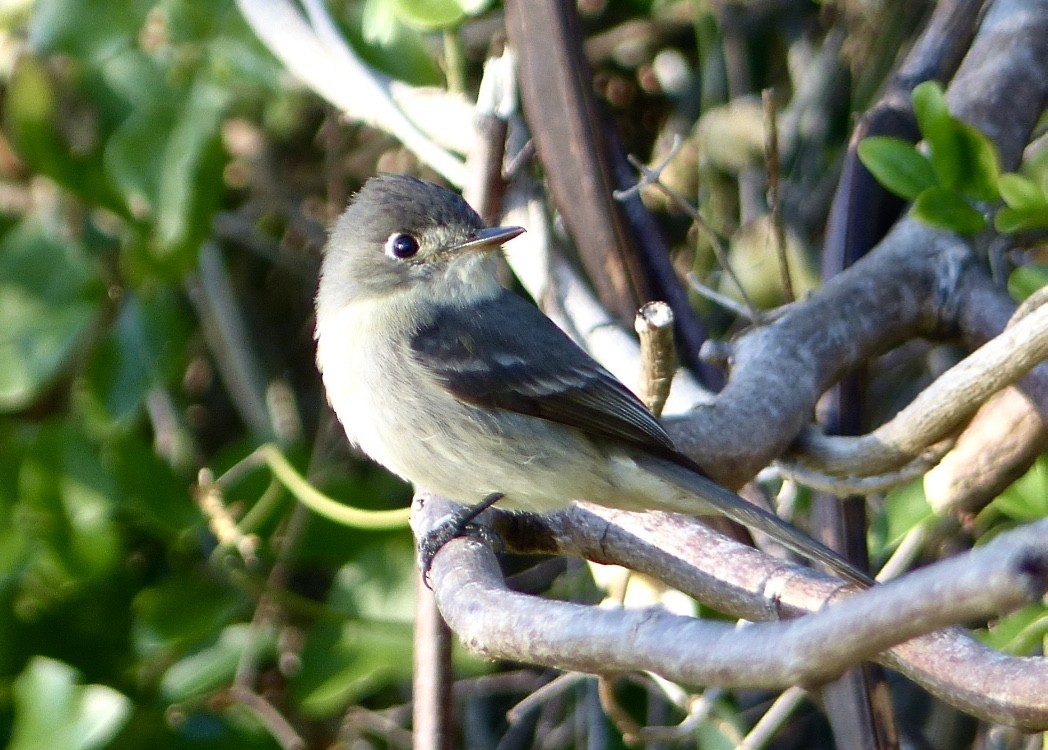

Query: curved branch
left=415, top=496, right=1048, bottom=727
left=925, top=387, right=1048, bottom=514
left=792, top=299, right=1048, bottom=476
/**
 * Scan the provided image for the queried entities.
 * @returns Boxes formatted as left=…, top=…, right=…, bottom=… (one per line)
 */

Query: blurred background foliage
left=0, top=0, right=1044, bottom=748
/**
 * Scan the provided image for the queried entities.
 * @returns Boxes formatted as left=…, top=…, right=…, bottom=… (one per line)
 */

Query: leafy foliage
left=0, top=0, right=1046, bottom=748
left=858, top=81, right=1048, bottom=236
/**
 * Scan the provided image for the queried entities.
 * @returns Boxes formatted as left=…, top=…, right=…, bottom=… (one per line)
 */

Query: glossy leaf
left=912, top=187, right=987, bottom=234
left=912, top=81, right=1000, bottom=202
left=995, top=205, right=1048, bottom=234
left=9, top=657, right=131, bottom=750
left=856, top=136, right=938, bottom=201
left=998, top=173, right=1047, bottom=210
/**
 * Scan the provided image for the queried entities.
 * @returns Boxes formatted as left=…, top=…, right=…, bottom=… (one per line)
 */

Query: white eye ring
left=385, top=232, right=420, bottom=259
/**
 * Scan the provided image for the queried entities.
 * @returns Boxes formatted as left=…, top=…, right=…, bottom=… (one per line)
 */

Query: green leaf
left=995, top=205, right=1048, bottom=234
left=1007, top=264, right=1048, bottom=301
left=103, top=72, right=229, bottom=259
left=78, top=286, right=188, bottom=431
left=912, top=81, right=953, bottom=173
left=912, top=81, right=1000, bottom=201
left=354, top=0, right=443, bottom=84
left=391, top=0, right=464, bottom=29
left=0, top=221, right=104, bottom=411
left=869, top=480, right=934, bottom=558
left=133, top=576, right=248, bottom=656
left=292, top=618, right=415, bottom=717
left=979, top=603, right=1048, bottom=654
left=998, top=173, right=1047, bottom=210
left=3, top=56, right=124, bottom=210
left=952, top=121, right=1001, bottom=202
left=911, top=187, right=987, bottom=234
left=9, top=657, right=131, bottom=750
left=991, top=455, right=1048, bottom=522
left=29, top=0, right=151, bottom=63
left=857, top=136, right=938, bottom=200
left=161, top=624, right=275, bottom=701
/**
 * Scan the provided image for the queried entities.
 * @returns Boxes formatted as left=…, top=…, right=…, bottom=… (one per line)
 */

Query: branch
left=790, top=297, right=1048, bottom=476
left=414, top=496, right=1048, bottom=727
left=925, top=386, right=1048, bottom=514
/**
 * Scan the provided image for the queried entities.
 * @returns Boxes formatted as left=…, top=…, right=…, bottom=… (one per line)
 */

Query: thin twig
left=686, top=271, right=758, bottom=321
left=776, top=439, right=954, bottom=497
left=793, top=299, right=1048, bottom=477
left=506, top=672, right=588, bottom=724
left=597, top=676, right=644, bottom=746
left=739, top=687, right=807, bottom=750
left=616, top=139, right=761, bottom=321
left=229, top=685, right=306, bottom=750
left=762, top=88, right=794, bottom=304
left=194, top=468, right=261, bottom=567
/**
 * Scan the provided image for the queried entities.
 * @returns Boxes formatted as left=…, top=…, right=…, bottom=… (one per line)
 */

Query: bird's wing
left=410, top=291, right=675, bottom=452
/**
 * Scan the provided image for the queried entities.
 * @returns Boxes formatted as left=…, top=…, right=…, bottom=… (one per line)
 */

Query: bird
left=315, top=173, right=871, bottom=587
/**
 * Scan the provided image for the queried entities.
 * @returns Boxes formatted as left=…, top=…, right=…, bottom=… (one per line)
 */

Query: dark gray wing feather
left=411, top=291, right=675, bottom=452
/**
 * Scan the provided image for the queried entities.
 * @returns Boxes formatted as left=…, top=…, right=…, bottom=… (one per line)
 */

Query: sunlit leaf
left=857, top=136, right=937, bottom=201
left=391, top=0, right=464, bottom=29
left=161, top=624, right=275, bottom=701
left=991, top=455, right=1048, bottom=522
left=979, top=603, right=1048, bottom=654
left=869, top=480, right=934, bottom=558
left=995, top=205, right=1048, bottom=234
left=9, top=657, right=131, bottom=750
left=998, top=173, right=1047, bottom=210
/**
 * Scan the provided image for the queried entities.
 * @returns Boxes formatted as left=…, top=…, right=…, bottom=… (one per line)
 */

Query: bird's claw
left=418, top=492, right=504, bottom=587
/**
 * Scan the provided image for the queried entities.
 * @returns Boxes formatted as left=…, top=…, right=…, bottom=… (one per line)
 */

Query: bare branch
left=415, top=495, right=1048, bottom=725
left=925, top=387, right=1048, bottom=514
left=792, top=298, right=1048, bottom=476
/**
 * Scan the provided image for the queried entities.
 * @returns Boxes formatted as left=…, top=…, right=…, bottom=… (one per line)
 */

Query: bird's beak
left=452, top=225, right=525, bottom=253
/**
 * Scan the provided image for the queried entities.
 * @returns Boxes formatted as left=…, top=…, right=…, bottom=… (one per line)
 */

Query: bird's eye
left=385, top=233, right=420, bottom=259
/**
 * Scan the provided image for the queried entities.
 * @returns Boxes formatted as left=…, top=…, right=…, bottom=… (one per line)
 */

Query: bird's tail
left=634, top=453, right=873, bottom=587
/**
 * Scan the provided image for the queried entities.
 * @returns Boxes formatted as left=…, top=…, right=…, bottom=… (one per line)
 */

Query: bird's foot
left=418, top=492, right=504, bottom=587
